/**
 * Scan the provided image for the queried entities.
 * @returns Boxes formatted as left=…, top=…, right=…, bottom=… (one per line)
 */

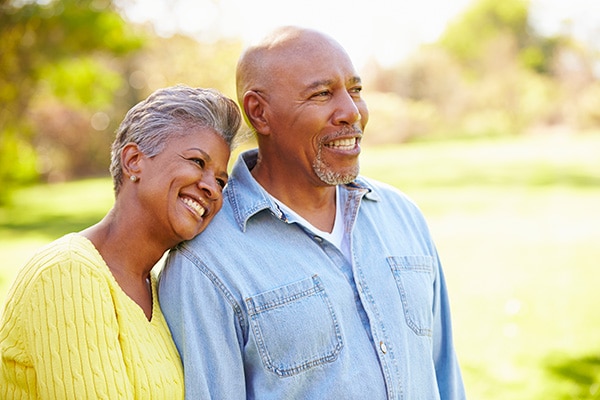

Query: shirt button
left=314, top=236, right=323, bottom=243
left=379, top=341, right=387, bottom=354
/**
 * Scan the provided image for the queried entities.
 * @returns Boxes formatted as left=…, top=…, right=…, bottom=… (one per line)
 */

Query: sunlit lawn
left=1, top=133, right=599, bottom=399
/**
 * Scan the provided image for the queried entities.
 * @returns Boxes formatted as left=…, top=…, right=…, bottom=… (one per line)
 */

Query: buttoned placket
left=345, top=186, right=400, bottom=400
left=272, top=184, right=401, bottom=399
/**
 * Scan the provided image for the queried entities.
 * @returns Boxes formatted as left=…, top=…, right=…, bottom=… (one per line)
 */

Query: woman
left=0, top=85, right=241, bottom=399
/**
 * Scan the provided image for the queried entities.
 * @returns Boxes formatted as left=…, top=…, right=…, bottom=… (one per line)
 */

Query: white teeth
left=326, top=138, right=356, bottom=149
left=182, top=197, right=205, bottom=217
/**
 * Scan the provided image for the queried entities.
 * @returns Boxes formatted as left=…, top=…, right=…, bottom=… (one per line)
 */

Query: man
left=159, top=26, right=466, bottom=399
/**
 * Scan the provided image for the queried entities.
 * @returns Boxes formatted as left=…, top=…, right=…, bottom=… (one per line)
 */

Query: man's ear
left=243, top=90, right=270, bottom=136
left=121, top=143, right=143, bottom=178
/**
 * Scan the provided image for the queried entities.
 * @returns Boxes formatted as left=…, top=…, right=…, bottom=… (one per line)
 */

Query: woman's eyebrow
left=188, top=148, right=211, bottom=161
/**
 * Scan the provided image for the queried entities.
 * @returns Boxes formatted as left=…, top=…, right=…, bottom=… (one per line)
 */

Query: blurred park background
left=1, top=0, right=599, bottom=398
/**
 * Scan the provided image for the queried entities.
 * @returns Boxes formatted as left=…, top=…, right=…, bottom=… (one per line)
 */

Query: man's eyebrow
left=348, top=76, right=362, bottom=85
left=303, top=76, right=362, bottom=93
left=305, top=79, right=334, bottom=91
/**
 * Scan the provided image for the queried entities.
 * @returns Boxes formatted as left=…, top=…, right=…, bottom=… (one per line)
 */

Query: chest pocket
left=387, top=255, right=435, bottom=336
left=245, top=275, right=343, bottom=377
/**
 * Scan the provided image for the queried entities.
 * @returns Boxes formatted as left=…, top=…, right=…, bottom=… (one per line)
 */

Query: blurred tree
left=438, top=0, right=559, bottom=75
left=126, top=33, right=242, bottom=100
left=364, top=0, right=599, bottom=142
left=0, top=0, right=143, bottom=202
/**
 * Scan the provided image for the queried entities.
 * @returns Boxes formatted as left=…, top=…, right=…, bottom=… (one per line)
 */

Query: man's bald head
left=235, top=26, right=351, bottom=106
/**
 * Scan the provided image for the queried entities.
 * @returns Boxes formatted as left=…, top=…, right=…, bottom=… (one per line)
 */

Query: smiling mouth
left=182, top=196, right=206, bottom=217
left=324, top=137, right=359, bottom=150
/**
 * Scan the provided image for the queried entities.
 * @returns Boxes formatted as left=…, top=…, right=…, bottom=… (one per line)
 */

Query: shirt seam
left=179, top=244, right=248, bottom=340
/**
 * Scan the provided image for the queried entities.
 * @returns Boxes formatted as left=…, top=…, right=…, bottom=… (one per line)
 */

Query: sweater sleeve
left=22, top=261, right=134, bottom=399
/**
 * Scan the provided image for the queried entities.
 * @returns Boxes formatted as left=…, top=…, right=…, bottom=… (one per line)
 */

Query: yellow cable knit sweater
left=0, top=233, right=184, bottom=399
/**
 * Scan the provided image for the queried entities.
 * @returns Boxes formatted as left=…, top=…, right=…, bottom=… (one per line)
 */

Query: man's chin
left=314, top=166, right=359, bottom=186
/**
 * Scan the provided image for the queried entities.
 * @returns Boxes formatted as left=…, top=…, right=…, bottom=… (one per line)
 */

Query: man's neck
left=250, top=163, right=337, bottom=232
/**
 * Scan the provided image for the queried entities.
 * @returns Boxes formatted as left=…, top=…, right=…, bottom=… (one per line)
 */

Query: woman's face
left=137, top=127, right=230, bottom=245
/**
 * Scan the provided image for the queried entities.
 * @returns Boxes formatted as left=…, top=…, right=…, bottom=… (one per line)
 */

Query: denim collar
left=225, top=149, right=380, bottom=232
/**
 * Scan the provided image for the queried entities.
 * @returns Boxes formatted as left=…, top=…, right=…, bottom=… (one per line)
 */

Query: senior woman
left=0, top=85, right=241, bottom=399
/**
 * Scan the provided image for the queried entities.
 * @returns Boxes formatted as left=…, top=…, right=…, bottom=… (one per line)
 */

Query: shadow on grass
left=543, top=353, right=600, bottom=399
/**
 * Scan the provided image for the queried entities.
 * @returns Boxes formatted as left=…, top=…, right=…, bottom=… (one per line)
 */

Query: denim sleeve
left=431, top=253, right=466, bottom=399
left=158, top=248, right=247, bottom=400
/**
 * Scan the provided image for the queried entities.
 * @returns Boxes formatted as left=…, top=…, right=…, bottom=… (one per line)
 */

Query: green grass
left=1, top=133, right=600, bottom=399
left=0, top=178, right=115, bottom=300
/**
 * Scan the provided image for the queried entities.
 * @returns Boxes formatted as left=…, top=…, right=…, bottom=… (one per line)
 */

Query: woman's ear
left=121, top=143, right=143, bottom=179
left=243, top=90, right=270, bottom=136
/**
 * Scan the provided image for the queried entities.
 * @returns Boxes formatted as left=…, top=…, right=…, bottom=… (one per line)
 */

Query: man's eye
left=312, top=90, right=331, bottom=98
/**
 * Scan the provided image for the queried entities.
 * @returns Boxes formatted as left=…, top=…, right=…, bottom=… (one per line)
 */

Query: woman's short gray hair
left=109, top=85, right=241, bottom=194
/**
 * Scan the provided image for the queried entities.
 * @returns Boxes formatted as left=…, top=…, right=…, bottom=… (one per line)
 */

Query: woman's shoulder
left=27, top=233, right=101, bottom=267
left=9, top=233, right=107, bottom=294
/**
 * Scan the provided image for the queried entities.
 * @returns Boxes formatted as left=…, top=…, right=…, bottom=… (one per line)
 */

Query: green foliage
left=519, top=45, right=546, bottom=73
left=129, top=34, right=243, bottom=99
left=438, top=0, right=560, bottom=76
left=0, top=0, right=245, bottom=204
left=365, top=0, right=598, bottom=144
left=541, top=353, right=600, bottom=399
left=0, top=128, right=38, bottom=203
left=0, top=0, right=143, bottom=203
left=2, top=0, right=143, bottom=58
left=39, top=56, right=123, bottom=109
left=439, top=0, right=530, bottom=66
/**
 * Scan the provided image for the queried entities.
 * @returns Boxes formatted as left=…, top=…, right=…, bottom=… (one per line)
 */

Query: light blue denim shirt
left=158, top=149, right=466, bottom=400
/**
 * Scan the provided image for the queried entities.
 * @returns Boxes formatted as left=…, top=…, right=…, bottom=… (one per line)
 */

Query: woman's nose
left=197, top=173, right=221, bottom=200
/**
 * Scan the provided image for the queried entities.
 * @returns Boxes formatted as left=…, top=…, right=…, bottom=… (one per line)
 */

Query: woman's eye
left=216, top=179, right=227, bottom=189
left=192, top=158, right=205, bottom=168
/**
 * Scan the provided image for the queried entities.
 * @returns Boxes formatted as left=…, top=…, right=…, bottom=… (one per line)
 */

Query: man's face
left=263, top=40, right=369, bottom=186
